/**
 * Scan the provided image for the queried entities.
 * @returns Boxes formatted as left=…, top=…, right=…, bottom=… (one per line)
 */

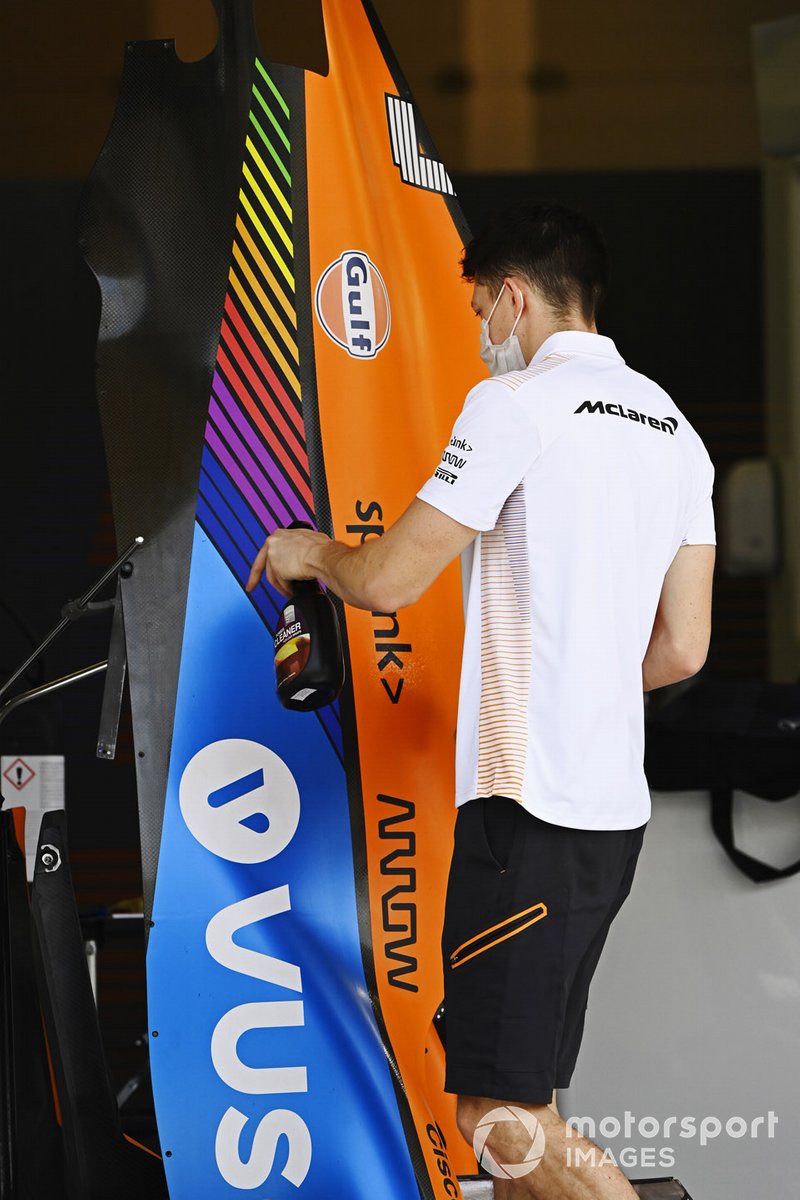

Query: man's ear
left=506, top=277, right=528, bottom=316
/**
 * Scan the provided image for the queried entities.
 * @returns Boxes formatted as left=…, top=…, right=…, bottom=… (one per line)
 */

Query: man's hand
left=246, top=526, right=332, bottom=597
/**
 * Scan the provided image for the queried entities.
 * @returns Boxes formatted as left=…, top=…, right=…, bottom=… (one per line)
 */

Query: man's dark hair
left=461, top=200, right=609, bottom=323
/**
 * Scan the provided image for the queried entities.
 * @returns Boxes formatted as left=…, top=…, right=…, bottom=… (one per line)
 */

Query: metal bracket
left=0, top=536, right=143, bottom=707
left=96, top=586, right=127, bottom=761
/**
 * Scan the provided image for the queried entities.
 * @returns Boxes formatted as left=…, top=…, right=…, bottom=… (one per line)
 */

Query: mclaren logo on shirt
left=574, top=400, right=678, bottom=435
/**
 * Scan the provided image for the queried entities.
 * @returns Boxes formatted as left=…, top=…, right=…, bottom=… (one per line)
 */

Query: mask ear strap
left=486, top=286, right=504, bottom=325
left=509, top=288, right=524, bottom=336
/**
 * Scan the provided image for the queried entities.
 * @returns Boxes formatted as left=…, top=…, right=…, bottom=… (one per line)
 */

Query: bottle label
left=274, top=604, right=311, bottom=688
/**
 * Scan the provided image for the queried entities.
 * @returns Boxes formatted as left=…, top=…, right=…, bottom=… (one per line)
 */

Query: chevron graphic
left=385, top=93, right=455, bottom=196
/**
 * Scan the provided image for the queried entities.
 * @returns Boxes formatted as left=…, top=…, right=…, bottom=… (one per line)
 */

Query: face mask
left=479, top=285, right=527, bottom=376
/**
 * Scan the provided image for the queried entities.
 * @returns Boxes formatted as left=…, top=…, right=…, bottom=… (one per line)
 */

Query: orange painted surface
left=305, top=1, right=484, bottom=1191
left=12, top=806, right=25, bottom=852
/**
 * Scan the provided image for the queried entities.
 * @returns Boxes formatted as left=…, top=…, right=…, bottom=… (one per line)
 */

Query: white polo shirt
left=417, top=330, right=715, bottom=830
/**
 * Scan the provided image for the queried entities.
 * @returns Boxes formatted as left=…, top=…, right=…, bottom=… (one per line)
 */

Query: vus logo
left=315, top=251, right=390, bottom=359
left=178, top=739, right=312, bottom=1193
left=574, top=400, right=678, bottom=435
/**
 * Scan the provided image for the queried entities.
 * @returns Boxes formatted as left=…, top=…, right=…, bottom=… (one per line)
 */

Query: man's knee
left=455, top=1095, right=484, bottom=1145
left=455, top=1094, right=554, bottom=1147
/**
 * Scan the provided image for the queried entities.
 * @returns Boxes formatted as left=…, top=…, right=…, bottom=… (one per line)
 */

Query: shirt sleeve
left=681, top=455, right=716, bottom=546
left=416, top=380, right=542, bottom=531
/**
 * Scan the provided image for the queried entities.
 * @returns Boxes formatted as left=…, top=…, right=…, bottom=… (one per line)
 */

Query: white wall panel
left=560, top=789, right=800, bottom=1199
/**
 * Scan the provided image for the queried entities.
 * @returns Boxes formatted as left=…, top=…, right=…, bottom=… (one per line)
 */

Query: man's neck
left=525, top=319, right=597, bottom=362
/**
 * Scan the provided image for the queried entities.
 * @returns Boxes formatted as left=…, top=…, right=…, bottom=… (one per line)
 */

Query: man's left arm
left=245, top=499, right=477, bottom=612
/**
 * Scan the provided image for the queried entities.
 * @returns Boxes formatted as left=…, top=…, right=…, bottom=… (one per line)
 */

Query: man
left=247, top=201, right=715, bottom=1198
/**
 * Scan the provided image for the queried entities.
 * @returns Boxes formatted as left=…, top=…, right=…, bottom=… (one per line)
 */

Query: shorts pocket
left=480, top=796, right=522, bottom=872
left=448, top=902, right=548, bottom=969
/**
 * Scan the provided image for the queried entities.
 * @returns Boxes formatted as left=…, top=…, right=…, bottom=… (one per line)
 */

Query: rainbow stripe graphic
left=197, top=61, right=342, bottom=760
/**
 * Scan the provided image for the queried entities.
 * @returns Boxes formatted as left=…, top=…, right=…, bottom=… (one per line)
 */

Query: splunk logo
left=574, top=399, right=678, bottom=435
left=315, top=250, right=391, bottom=359
left=178, top=739, right=311, bottom=1192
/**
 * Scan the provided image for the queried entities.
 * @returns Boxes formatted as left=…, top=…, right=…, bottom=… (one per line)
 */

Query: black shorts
left=441, top=796, right=645, bottom=1105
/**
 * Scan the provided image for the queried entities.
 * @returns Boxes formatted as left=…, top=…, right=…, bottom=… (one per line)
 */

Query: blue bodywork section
left=147, top=526, right=416, bottom=1198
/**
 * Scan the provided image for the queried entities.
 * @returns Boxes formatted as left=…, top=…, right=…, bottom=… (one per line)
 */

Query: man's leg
left=457, top=1094, right=637, bottom=1200
left=440, top=802, right=646, bottom=1197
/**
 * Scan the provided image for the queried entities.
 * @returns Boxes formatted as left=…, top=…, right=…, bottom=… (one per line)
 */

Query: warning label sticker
left=2, top=757, right=36, bottom=791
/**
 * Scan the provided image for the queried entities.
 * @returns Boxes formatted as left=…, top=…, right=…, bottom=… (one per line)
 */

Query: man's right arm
left=642, top=544, right=715, bottom=692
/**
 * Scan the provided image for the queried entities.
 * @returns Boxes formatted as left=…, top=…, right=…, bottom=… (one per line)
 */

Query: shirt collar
left=531, top=331, right=624, bottom=364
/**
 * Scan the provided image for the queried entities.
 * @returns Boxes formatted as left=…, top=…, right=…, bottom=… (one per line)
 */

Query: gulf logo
left=314, top=250, right=391, bottom=359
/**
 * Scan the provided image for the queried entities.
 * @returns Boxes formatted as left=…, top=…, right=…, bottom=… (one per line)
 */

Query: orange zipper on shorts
left=449, top=902, right=548, bottom=969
